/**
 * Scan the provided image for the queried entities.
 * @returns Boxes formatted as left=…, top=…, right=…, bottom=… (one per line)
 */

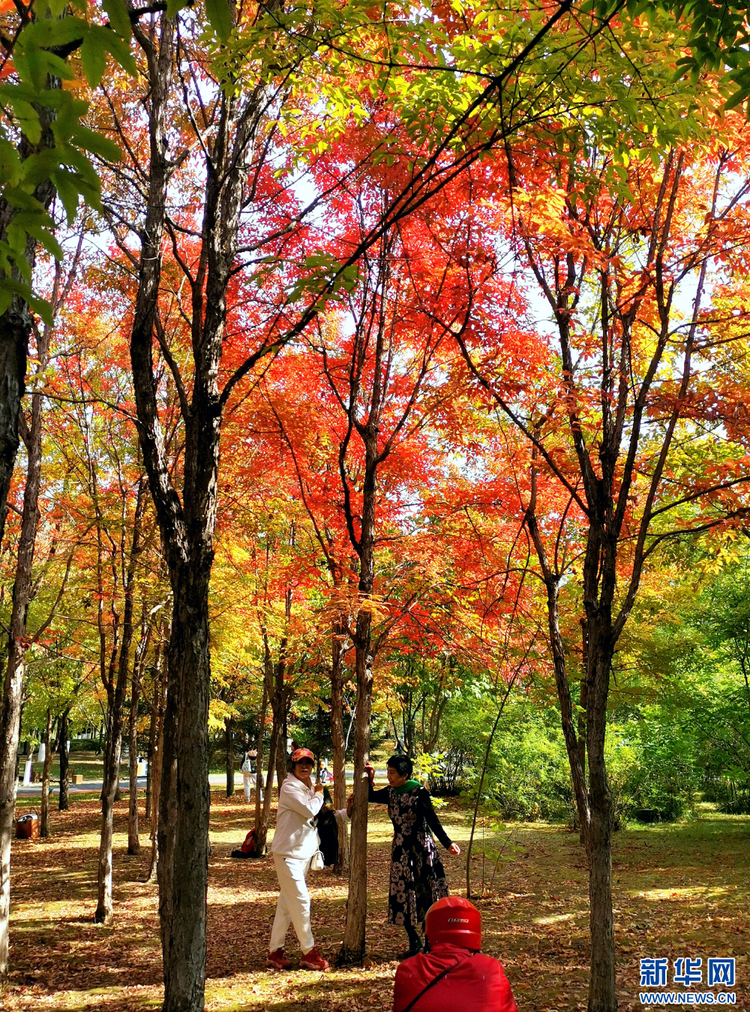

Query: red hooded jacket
left=392, top=942, right=518, bottom=1012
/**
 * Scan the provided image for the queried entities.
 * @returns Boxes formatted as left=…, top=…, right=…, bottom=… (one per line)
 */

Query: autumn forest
left=1, top=0, right=750, bottom=1011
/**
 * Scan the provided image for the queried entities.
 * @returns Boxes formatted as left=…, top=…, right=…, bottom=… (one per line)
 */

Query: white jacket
left=270, top=773, right=324, bottom=859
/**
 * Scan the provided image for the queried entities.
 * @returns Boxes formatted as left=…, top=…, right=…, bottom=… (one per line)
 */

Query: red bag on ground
left=231, top=829, right=257, bottom=858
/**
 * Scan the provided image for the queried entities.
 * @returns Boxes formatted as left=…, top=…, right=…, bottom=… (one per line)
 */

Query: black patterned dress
left=368, top=781, right=452, bottom=929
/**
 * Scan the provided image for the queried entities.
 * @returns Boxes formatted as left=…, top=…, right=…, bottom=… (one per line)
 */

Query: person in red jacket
left=392, top=896, right=518, bottom=1012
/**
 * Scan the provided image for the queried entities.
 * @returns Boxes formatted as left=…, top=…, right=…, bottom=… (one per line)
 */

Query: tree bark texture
left=145, top=640, right=165, bottom=823
left=156, top=567, right=211, bottom=1012
left=330, top=616, right=347, bottom=812
left=146, top=651, right=167, bottom=884
left=330, top=617, right=349, bottom=875
left=58, top=706, right=71, bottom=812
left=337, top=609, right=373, bottom=964
left=0, top=317, right=49, bottom=973
left=128, top=656, right=142, bottom=855
left=0, top=308, right=27, bottom=550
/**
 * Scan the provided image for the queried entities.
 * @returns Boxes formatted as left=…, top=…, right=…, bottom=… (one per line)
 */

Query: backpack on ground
left=231, top=828, right=257, bottom=859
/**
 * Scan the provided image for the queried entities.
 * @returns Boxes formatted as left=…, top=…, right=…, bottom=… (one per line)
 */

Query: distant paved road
left=16, top=767, right=387, bottom=797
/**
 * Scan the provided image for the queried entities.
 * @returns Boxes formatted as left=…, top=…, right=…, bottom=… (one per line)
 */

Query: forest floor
left=1, top=790, right=748, bottom=1012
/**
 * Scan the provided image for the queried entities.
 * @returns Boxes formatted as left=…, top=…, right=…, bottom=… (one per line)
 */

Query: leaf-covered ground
left=2, top=793, right=748, bottom=1011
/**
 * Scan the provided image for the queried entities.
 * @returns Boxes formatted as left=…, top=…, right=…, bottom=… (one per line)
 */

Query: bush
left=436, top=691, right=702, bottom=825
left=606, top=713, right=700, bottom=824
left=418, top=748, right=474, bottom=796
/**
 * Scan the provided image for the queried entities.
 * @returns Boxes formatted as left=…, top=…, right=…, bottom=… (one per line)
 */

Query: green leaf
left=205, top=0, right=232, bottom=41
left=72, top=125, right=122, bottom=163
left=10, top=100, right=41, bottom=145
left=80, top=37, right=107, bottom=88
left=166, top=0, right=192, bottom=14
left=102, top=0, right=132, bottom=39
left=90, top=25, right=139, bottom=77
left=50, top=170, right=80, bottom=224
left=0, top=141, right=22, bottom=185
left=25, top=223, right=64, bottom=261
left=27, top=292, right=53, bottom=327
left=723, top=88, right=747, bottom=112
left=21, top=16, right=87, bottom=50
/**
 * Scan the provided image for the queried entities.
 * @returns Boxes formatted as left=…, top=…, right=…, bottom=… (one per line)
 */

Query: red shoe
left=266, top=948, right=292, bottom=970
left=300, top=947, right=330, bottom=971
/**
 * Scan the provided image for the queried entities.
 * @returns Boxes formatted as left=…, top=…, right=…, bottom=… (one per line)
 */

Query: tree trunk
left=330, top=616, right=349, bottom=875
left=145, top=642, right=164, bottom=822
left=253, top=718, right=279, bottom=858
left=337, top=609, right=373, bottom=964
left=252, top=675, right=268, bottom=853
left=128, top=660, right=142, bottom=855
left=94, top=707, right=125, bottom=924
left=225, top=717, right=234, bottom=798
left=585, top=632, right=616, bottom=1012
left=95, top=484, right=145, bottom=923
left=0, top=318, right=48, bottom=974
left=146, top=652, right=167, bottom=884
left=331, top=617, right=347, bottom=809
left=40, top=710, right=52, bottom=838
left=0, top=305, right=28, bottom=549
left=275, top=728, right=287, bottom=797
left=58, top=706, right=71, bottom=812
left=156, top=567, right=211, bottom=1012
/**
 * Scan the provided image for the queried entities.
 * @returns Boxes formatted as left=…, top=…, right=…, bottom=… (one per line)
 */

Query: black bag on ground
left=315, top=806, right=339, bottom=867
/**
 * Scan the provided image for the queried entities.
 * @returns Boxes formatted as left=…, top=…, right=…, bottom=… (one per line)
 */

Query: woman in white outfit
left=267, top=747, right=330, bottom=971
left=241, top=749, right=256, bottom=803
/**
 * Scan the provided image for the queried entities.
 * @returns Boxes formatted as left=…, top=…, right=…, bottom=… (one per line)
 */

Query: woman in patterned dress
left=366, top=754, right=461, bottom=958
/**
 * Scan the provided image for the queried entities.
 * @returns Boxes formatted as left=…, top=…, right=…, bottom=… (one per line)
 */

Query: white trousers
left=270, top=853, right=314, bottom=953
left=242, top=772, right=254, bottom=802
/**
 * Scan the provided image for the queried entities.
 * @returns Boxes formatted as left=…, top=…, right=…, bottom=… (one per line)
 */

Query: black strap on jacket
left=400, top=952, right=476, bottom=1012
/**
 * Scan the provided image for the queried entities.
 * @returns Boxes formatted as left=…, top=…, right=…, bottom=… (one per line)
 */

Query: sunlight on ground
left=533, top=912, right=576, bottom=926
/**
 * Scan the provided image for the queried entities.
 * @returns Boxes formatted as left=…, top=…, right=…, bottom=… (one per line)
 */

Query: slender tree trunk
left=95, top=484, right=145, bottom=923
left=337, top=609, right=373, bottom=963
left=145, top=643, right=164, bottom=822
left=331, top=615, right=349, bottom=875
left=465, top=679, right=515, bottom=898
left=95, top=703, right=124, bottom=924
left=147, top=652, right=167, bottom=884
left=253, top=718, right=279, bottom=858
left=58, top=706, right=70, bottom=812
left=331, top=617, right=347, bottom=809
left=128, top=661, right=142, bottom=855
left=40, top=711, right=52, bottom=838
left=252, top=676, right=268, bottom=852
left=225, top=717, right=234, bottom=798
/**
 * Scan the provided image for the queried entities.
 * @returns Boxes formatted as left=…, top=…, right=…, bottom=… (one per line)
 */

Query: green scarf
left=392, top=779, right=420, bottom=795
